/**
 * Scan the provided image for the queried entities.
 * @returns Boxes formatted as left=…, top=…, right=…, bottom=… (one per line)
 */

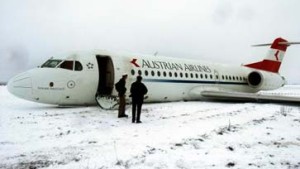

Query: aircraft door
left=95, top=55, right=119, bottom=109
left=96, top=55, right=115, bottom=95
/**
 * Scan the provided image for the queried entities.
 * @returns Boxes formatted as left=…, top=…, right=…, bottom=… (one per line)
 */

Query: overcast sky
left=1, top=0, right=300, bottom=84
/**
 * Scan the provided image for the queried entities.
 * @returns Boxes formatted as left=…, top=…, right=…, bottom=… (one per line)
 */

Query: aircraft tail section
left=244, top=37, right=289, bottom=73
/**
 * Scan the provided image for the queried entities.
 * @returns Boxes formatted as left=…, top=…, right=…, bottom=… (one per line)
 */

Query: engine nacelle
left=247, top=71, right=285, bottom=91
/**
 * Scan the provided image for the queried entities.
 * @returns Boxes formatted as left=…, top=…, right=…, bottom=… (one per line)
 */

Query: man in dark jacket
left=130, top=76, right=148, bottom=123
left=115, top=74, right=128, bottom=118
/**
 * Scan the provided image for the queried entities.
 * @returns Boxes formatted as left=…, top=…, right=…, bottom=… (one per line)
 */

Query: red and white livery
left=7, top=37, right=300, bottom=108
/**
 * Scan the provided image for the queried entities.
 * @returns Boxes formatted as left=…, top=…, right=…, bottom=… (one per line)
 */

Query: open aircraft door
left=95, top=55, right=118, bottom=109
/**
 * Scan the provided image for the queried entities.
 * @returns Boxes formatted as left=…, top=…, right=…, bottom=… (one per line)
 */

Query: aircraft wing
left=200, top=90, right=300, bottom=103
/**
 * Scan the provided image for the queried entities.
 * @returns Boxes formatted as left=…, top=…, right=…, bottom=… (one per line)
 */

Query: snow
left=0, top=85, right=300, bottom=169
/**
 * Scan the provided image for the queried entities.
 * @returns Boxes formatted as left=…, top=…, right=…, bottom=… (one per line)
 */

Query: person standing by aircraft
left=130, top=76, right=148, bottom=123
left=115, top=74, right=128, bottom=118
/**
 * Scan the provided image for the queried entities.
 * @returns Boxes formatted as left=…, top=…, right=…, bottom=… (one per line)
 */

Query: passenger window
left=169, top=72, right=172, bottom=77
left=138, top=70, right=142, bottom=75
left=163, top=71, right=167, bottom=77
left=196, top=74, right=199, bottom=78
left=205, top=74, right=208, bottom=79
left=145, top=70, right=148, bottom=76
left=75, top=61, right=83, bottom=71
left=229, top=76, right=232, bottom=80
left=175, top=72, right=178, bottom=77
left=185, top=73, right=188, bottom=78
left=225, top=76, right=228, bottom=80
left=131, top=69, right=135, bottom=75
left=216, top=75, right=219, bottom=79
left=157, top=71, right=161, bottom=77
left=233, top=76, right=235, bottom=80
left=190, top=73, right=193, bottom=78
left=180, top=72, right=183, bottom=78
left=200, top=74, right=203, bottom=79
left=210, top=75, right=213, bottom=79
left=151, top=71, right=155, bottom=76
left=59, top=60, right=73, bottom=70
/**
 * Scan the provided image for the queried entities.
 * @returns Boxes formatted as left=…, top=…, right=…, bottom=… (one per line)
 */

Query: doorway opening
left=96, top=55, right=115, bottom=95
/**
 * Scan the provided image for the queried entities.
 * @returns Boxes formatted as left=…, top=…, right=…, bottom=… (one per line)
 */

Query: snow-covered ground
left=0, top=85, right=300, bottom=169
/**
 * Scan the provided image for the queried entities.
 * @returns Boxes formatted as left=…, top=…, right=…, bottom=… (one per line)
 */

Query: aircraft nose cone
left=7, top=73, right=33, bottom=100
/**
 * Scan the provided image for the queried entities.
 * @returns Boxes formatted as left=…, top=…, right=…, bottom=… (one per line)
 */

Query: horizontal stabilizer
left=253, top=42, right=300, bottom=47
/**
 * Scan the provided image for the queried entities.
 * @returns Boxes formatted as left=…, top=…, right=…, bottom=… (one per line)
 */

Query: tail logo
left=274, top=50, right=279, bottom=61
left=244, top=37, right=300, bottom=73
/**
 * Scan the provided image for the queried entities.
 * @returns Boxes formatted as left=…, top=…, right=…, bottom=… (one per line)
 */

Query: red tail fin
left=244, top=37, right=288, bottom=73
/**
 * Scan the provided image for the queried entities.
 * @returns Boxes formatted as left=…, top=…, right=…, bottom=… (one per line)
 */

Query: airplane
left=7, top=37, right=300, bottom=109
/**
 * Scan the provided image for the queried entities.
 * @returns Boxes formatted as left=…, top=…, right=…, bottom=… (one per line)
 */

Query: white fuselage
left=7, top=50, right=285, bottom=105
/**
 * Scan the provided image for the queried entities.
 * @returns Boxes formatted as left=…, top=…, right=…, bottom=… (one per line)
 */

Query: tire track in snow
left=124, top=105, right=300, bottom=169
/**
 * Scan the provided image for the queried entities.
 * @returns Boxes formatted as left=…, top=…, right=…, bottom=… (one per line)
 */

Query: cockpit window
left=41, top=59, right=62, bottom=68
left=41, top=59, right=83, bottom=71
left=75, top=61, right=83, bottom=71
left=59, top=60, right=73, bottom=70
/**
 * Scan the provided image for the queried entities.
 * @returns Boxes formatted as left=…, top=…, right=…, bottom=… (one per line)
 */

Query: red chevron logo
left=130, top=58, right=140, bottom=67
left=274, top=50, right=279, bottom=61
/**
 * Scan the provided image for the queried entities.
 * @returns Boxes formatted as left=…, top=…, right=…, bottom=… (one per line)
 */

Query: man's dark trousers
left=132, top=102, right=142, bottom=122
